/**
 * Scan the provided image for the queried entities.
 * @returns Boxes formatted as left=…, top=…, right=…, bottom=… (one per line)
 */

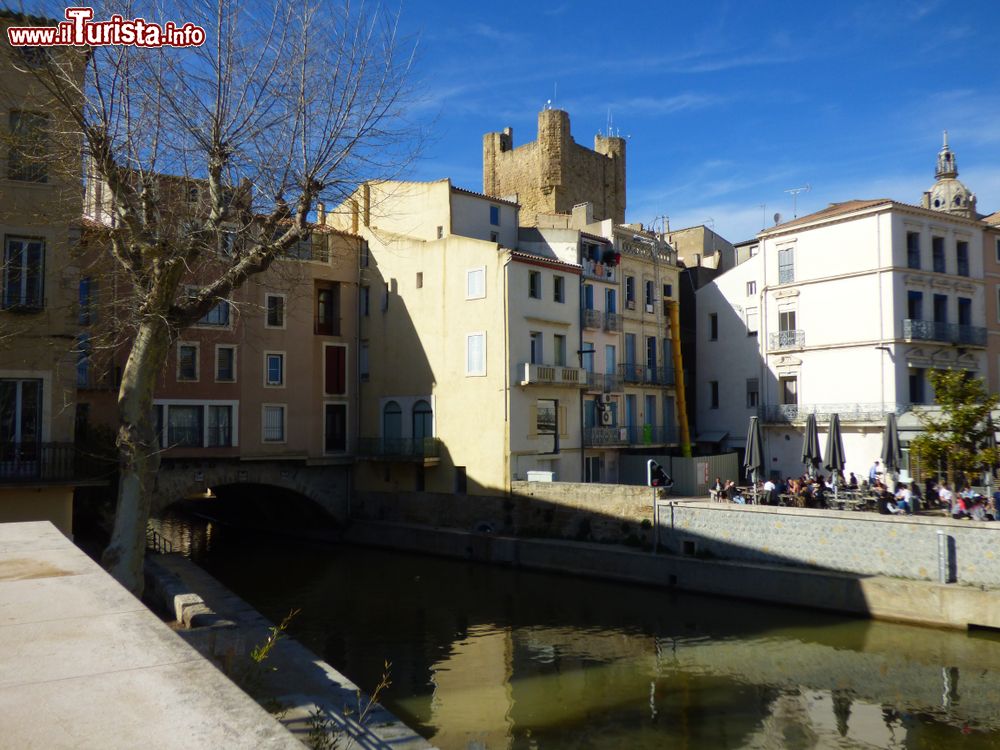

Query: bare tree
left=17, top=0, right=418, bottom=593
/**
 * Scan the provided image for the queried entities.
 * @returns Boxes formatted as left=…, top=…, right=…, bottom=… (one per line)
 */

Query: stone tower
left=921, top=131, right=977, bottom=218
left=483, top=108, right=626, bottom=225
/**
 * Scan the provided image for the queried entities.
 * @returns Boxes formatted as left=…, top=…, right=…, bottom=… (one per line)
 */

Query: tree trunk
left=101, top=318, right=172, bottom=596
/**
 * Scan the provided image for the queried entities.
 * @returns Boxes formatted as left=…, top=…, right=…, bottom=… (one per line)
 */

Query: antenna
left=784, top=184, right=811, bottom=218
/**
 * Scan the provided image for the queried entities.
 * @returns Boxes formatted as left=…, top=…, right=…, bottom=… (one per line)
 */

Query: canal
left=155, top=506, right=1000, bottom=749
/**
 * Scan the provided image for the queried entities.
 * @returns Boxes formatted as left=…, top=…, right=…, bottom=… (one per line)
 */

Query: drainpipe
left=668, top=300, right=691, bottom=457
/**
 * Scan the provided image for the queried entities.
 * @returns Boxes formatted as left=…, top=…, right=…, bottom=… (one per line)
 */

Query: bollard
left=936, top=530, right=954, bottom=584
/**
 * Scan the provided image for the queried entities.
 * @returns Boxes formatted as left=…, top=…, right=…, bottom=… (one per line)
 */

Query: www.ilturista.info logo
left=6, top=7, right=206, bottom=48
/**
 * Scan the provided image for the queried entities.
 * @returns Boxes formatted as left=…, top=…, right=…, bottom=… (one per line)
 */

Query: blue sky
left=398, top=0, right=1000, bottom=242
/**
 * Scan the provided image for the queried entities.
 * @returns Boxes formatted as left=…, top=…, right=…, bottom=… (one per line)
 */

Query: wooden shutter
left=325, top=346, right=346, bottom=394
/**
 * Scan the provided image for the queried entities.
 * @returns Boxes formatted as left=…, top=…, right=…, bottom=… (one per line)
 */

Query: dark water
left=153, top=508, right=1000, bottom=749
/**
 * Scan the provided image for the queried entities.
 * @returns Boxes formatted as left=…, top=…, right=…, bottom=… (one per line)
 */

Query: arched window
left=412, top=400, right=433, bottom=440
left=383, top=401, right=402, bottom=441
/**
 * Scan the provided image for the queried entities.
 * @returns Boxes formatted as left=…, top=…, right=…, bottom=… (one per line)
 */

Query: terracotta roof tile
left=450, top=185, right=520, bottom=207
left=760, top=200, right=892, bottom=233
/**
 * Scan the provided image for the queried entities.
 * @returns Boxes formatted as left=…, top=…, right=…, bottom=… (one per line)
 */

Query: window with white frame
left=746, top=280, right=756, bottom=296
left=262, top=404, right=286, bottom=442
left=216, top=345, right=236, bottom=382
left=528, top=270, right=541, bottom=299
left=8, top=111, right=49, bottom=182
left=265, top=293, right=285, bottom=328
left=177, top=342, right=199, bottom=381
left=746, top=307, right=758, bottom=336
left=466, top=332, right=486, bottom=376
left=2, top=236, right=44, bottom=310
left=207, top=405, right=233, bottom=446
left=264, top=352, right=284, bottom=386
left=167, top=405, right=203, bottom=447
left=553, top=275, right=565, bottom=303
left=553, top=334, right=567, bottom=366
left=197, top=299, right=231, bottom=327
left=466, top=267, right=485, bottom=300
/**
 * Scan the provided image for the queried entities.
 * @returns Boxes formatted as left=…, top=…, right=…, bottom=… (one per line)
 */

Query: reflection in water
left=157, top=507, right=1000, bottom=749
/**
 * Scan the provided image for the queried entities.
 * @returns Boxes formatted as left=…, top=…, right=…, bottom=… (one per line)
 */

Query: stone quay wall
left=659, top=501, right=1000, bottom=587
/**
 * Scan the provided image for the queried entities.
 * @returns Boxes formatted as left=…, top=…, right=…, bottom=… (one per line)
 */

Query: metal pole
left=937, top=531, right=948, bottom=584
left=652, top=487, right=658, bottom=554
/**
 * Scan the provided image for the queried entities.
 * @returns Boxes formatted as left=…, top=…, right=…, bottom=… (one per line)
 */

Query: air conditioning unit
left=625, top=300, right=636, bottom=310
left=645, top=303, right=655, bottom=313
left=600, top=410, right=614, bottom=426
left=599, top=393, right=613, bottom=405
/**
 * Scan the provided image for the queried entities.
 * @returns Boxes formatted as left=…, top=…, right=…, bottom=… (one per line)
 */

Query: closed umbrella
left=983, top=414, right=997, bottom=497
left=824, top=413, right=846, bottom=498
left=801, top=413, right=822, bottom=479
left=744, top=416, right=765, bottom=503
left=880, top=413, right=902, bottom=488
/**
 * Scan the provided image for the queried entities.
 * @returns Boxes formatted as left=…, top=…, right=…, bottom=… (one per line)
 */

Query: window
left=778, top=247, right=795, bottom=283
left=490, top=205, right=500, bottom=226
left=932, top=236, right=945, bottom=273
left=198, top=299, right=230, bottom=327
left=907, top=290, right=923, bottom=320
left=262, top=405, right=286, bottom=442
left=219, top=231, right=236, bottom=256
left=585, top=456, right=603, bottom=483
left=996, top=238, right=1000, bottom=265
left=265, top=352, right=284, bottom=386
left=216, top=346, right=236, bottom=382
left=553, top=275, right=565, bottom=303
left=663, top=283, right=673, bottom=299
left=625, top=276, right=636, bottom=306
left=907, top=232, right=921, bottom=269
left=582, top=341, right=594, bottom=372
left=416, top=271, right=423, bottom=289
left=324, top=404, right=347, bottom=453
left=266, top=294, right=285, bottom=328
left=76, top=334, right=91, bottom=388
left=436, top=226, right=444, bottom=240
left=412, top=400, right=433, bottom=440
left=466, top=267, right=485, bottom=300
left=79, top=277, right=96, bottom=325
left=454, top=466, right=468, bottom=495
left=466, top=332, right=486, bottom=376
left=933, top=294, right=947, bottom=323
left=709, top=381, right=719, bottom=409
left=746, top=280, right=757, bottom=296
left=315, top=283, right=340, bottom=335
left=779, top=309, right=797, bottom=332
left=746, top=307, right=758, bottom=336
left=490, top=231, right=499, bottom=243
left=553, top=334, right=566, bottom=366
left=909, top=369, right=926, bottom=405
left=746, top=378, right=759, bottom=408
left=645, top=336, right=657, bottom=372
left=957, top=241, right=969, bottom=277
left=536, top=398, right=558, bottom=454
left=780, top=376, right=798, bottom=406
left=324, top=345, right=347, bottom=395
left=530, top=331, right=543, bottom=364
left=7, top=111, right=48, bottom=182
left=187, top=185, right=199, bottom=204
left=958, top=297, right=972, bottom=327
left=168, top=405, right=203, bottom=447
left=360, top=243, right=370, bottom=268
left=0, top=379, right=41, bottom=449
left=383, top=401, right=402, bottom=440
left=207, top=405, right=232, bottom=447
left=605, top=288, right=617, bottom=313
left=529, top=270, right=541, bottom=299
left=709, top=313, right=718, bottom=340
left=177, top=343, right=199, bottom=381
left=360, top=286, right=370, bottom=316
left=2, top=236, right=44, bottom=310
left=643, top=279, right=654, bottom=310
left=360, top=341, right=369, bottom=381
left=584, top=284, right=595, bottom=310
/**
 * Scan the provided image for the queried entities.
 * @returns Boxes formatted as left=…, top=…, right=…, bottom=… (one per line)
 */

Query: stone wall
left=352, top=480, right=659, bottom=547
left=659, top=501, right=1000, bottom=587
left=483, top=109, right=625, bottom=225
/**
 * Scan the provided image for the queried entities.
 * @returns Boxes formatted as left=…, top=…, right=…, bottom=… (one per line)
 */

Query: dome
left=921, top=131, right=977, bottom=218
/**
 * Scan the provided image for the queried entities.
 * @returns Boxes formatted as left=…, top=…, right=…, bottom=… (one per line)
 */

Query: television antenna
left=784, top=184, right=811, bottom=218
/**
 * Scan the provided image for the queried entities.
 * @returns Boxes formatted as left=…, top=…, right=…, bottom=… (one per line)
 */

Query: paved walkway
left=0, top=522, right=302, bottom=749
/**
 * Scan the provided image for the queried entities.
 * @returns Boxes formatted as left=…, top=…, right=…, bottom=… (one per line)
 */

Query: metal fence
left=902, top=319, right=986, bottom=347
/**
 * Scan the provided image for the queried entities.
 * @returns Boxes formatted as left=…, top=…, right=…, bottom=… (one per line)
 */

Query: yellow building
left=0, top=14, right=87, bottom=534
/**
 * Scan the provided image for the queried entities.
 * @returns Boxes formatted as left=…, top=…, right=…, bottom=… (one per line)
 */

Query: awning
left=695, top=431, right=729, bottom=443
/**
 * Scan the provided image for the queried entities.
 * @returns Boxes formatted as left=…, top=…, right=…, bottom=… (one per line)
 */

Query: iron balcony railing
left=582, top=308, right=603, bottom=329
left=584, top=425, right=678, bottom=447
left=585, top=371, right=623, bottom=393
left=902, top=319, right=986, bottom=347
left=0, top=442, right=110, bottom=484
left=357, top=437, right=441, bottom=459
left=604, top=312, right=623, bottom=332
left=762, top=403, right=909, bottom=424
left=618, top=363, right=676, bottom=386
left=521, top=362, right=588, bottom=387
left=768, top=330, right=805, bottom=350
left=581, top=259, right=616, bottom=282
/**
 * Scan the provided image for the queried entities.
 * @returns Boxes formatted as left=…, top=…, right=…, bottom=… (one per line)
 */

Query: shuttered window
left=324, top=345, right=346, bottom=395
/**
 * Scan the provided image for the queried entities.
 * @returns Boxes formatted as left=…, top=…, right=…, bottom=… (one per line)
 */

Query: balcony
left=581, top=258, right=616, bottom=282
left=618, top=363, right=676, bottom=387
left=902, top=319, right=986, bottom=347
left=585, top=371, right=623, bottom=393
left=356, top=437, right=441, bottom=465
left=0, top=442, right=111, bottom=484
left=762, top=403, right=908, bottom=424
left=584, top=425, right=678, bottom=447
left=768, top=330, right=805, bottom=351
left=604, top=312, right=623, bottom=332
left=582, top=308, right=603, bottom=330
left=520, top=363, right=587, bottom=388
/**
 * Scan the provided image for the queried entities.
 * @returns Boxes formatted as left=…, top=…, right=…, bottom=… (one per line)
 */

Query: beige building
left=986, top=210, right=1000, bottom=393
left=666, top=223, right=737, bottom=272
left=330, top=179, right=586, bottom=495
left=0, top=15, right=86, bottom=534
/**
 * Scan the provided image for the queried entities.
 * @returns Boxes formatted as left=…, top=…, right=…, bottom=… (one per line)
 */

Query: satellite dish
left=773, top=212, right=783, bottom=225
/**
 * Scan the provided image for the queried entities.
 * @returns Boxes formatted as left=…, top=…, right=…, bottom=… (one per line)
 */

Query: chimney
left=316, top=202, right=326, bottom=224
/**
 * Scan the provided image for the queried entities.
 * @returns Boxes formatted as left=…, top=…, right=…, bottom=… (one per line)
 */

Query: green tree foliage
left=910, top=369, right=999, bottom=485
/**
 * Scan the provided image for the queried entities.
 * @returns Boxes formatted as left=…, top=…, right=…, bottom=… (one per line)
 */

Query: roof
left=450, top=185, right=520, bottom=208
left=984, top=210, right=1000, bottom=226
left=509, top=250, right=582, bottom=274
left=760, top=200, right=892, bottom=234
left=579, top=231, right=612, bottom=245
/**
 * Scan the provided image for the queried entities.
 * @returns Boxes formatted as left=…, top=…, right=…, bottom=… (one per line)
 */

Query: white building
left=697, top=137, right=991, bottom=482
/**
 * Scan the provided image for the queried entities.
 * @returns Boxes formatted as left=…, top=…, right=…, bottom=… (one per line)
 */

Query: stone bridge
left=150, top=459, right=350, bottom=521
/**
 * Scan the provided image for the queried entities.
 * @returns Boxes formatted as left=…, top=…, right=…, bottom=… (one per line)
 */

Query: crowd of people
left=707, top=461, right=998, bottom=522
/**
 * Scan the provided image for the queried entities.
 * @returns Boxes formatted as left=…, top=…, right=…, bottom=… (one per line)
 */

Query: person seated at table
left=878, top=487, right=903, bottom=515
left=950, top=491, right=968, bottom=519
left=848, top=472, right=859, bottom=489
left=762, top=477, right=778, bottom=506
left=894, top=483, right=914, bottom=514
left=910, top=482, right=923, bottom=514
left=968, top=494, right=992, bottom=521
left=924, top=477, right=938, bottom=506
left=937, top=482, right=953, bottom=512
left=710, top=477, right=722, bottom=502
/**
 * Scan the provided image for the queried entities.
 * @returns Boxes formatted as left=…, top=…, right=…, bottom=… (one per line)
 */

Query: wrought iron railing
left=582, top=308, right=602, bottom=329
left=762, top=403, right=909, bottom=424
left=604, top=312, right=622, bottom=332
left=0, top=442, right=110, bottom=483
left=357, top=437, right=441, bottom=459
left=585, top=371, right=623, bottom=393
left=902, top=319, right=986, bottom=347
left=768, top=330, right=805, bottom=350
left=618, top=364, right=675, bottom=386
left=584, top=425, right=677, bottom=446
